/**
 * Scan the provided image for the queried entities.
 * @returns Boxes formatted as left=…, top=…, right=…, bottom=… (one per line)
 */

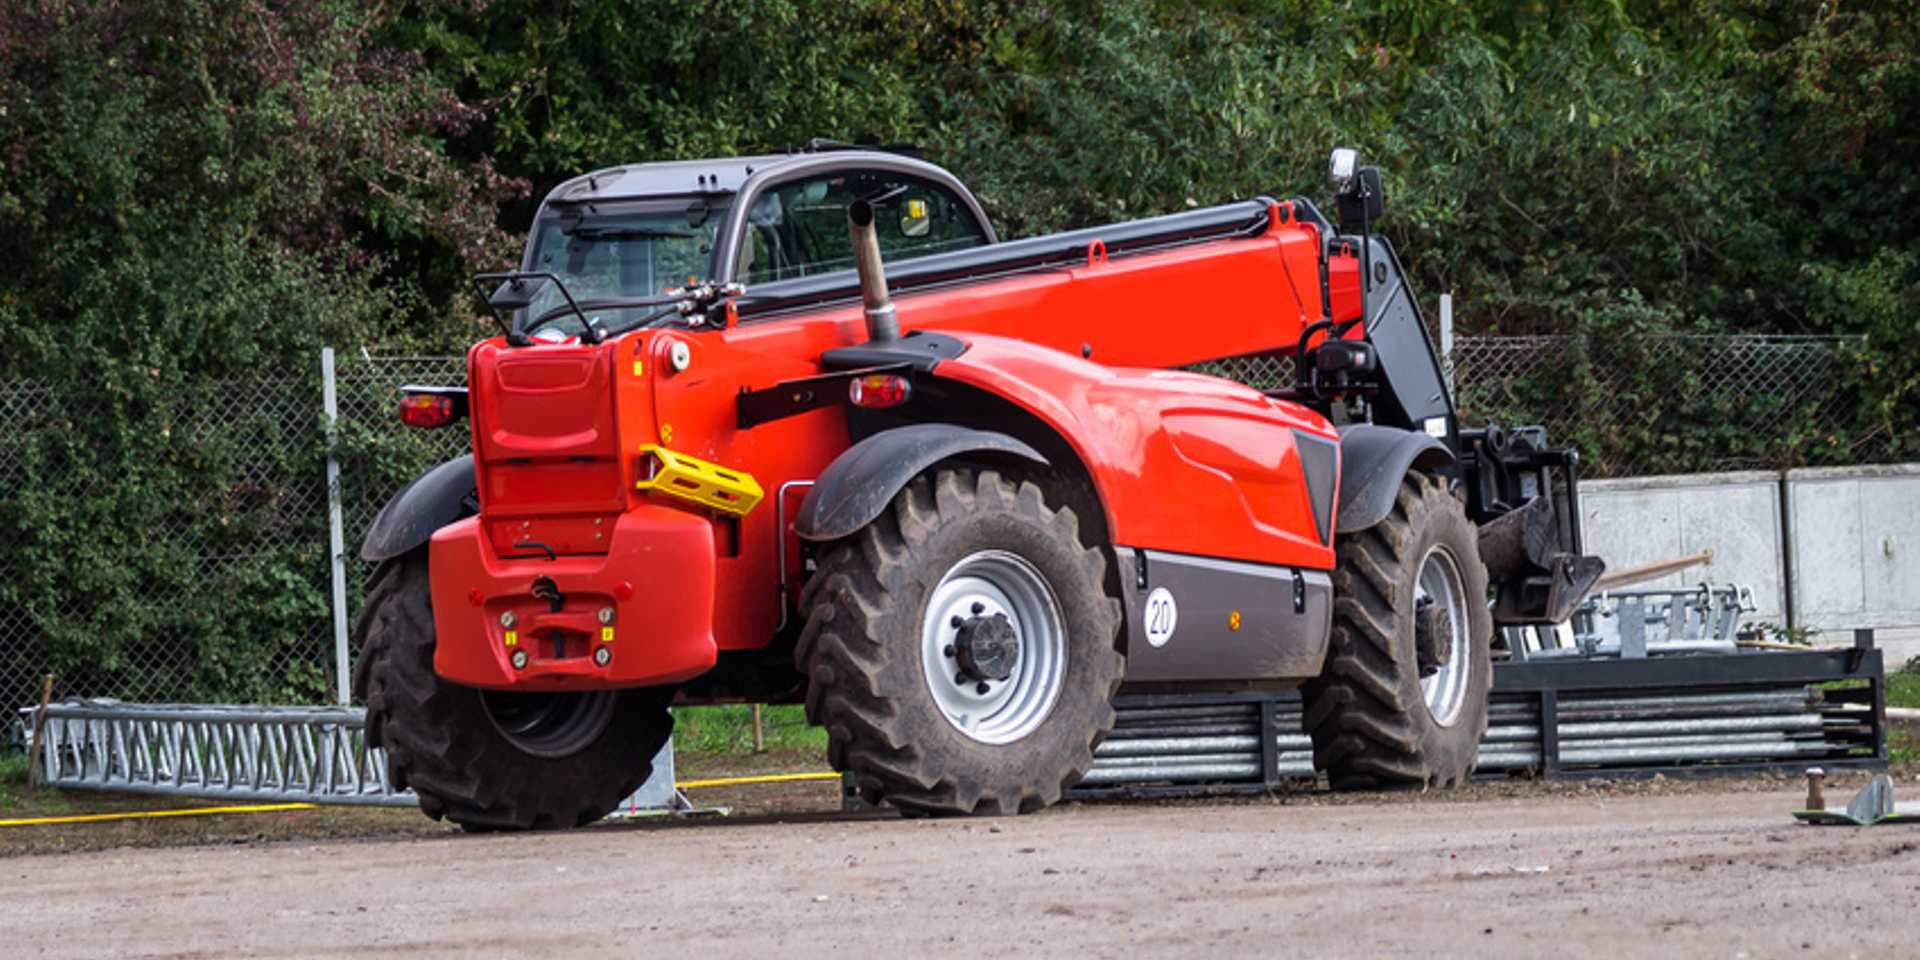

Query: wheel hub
left=481, top=689, right=617, bottom=759
left=953, top=612, right=1019, bottom=682
left=919, top=550, right=1068, bottom=745
left=1415, top=545, right=1471, bottom=727
left=1414, top=597, right=1454, bottom=677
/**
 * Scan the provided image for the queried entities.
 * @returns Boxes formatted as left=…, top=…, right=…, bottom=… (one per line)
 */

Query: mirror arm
left=469, top=271, right=597, bottom=346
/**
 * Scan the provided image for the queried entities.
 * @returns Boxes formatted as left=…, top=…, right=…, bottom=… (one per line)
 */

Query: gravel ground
left=5, top=769, right=1915, bottom=958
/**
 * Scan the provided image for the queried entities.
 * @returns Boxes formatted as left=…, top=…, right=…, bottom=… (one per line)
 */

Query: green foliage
left=0, top=1, right=512, bottom=705
left=2, top=0, right=1917, bottom=705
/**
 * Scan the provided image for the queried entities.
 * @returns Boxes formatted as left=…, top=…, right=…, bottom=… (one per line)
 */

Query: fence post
left=1438, top=292, right=1454, bottom=396
left=323, top=348, right=352, bottom=706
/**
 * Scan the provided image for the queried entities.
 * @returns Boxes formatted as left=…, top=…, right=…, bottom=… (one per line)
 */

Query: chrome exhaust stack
left=846, top=199, right=899, bottom=343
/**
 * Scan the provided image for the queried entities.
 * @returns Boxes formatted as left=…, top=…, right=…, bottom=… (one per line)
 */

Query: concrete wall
left=1580, top=464, right=1920, bottom=664
left=1581, top=471, right=1787, bottom=625
left=1787, top=464, right=1920, bottom=633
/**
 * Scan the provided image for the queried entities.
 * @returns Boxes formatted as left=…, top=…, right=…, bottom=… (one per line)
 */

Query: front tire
left=797, top=468, right=1124, bottom=815
left=1301, top=471, right=1493, bottom=789
left=352, top=550, right=675, bottom=830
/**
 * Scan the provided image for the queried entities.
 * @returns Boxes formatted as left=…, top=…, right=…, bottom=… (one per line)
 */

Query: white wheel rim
left=919, top=550, right=1068, bottom=745
left=1417, top=545, right=1472, bottom=727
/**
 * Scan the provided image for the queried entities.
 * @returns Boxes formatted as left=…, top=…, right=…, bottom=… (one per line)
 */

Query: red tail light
left=397, top=387, right=469, bottom=429
left=848, top=373, right=911, bottom=409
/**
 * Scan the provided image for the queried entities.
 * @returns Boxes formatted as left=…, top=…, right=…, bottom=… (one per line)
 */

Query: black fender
left=359, top=455, right=477, bottom=563
left=794, top=425, right=1048, bottom=542
left=1335, top=424, right=1455, bottom=534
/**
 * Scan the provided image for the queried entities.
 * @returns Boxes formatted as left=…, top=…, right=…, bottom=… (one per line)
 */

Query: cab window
left=736, top=170, right=987, bottom=283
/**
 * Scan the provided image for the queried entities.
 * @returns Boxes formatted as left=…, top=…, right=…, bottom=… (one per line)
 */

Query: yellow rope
left=675, top=772, right=838, bottom=790
left=1, top=773, right=840, bottom=826
left=0, top=802, right=318, bottom=828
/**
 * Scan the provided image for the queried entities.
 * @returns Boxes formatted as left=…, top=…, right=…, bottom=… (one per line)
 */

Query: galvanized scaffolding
left=22, top=702, right=409, bottom=806
left=19, top=648, right=1887, bottom=808
left=19, top=700, right=681, bottom=812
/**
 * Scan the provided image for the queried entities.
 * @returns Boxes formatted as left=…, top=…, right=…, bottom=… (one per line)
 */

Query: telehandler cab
left=355, top=145, right=1601, bottom=828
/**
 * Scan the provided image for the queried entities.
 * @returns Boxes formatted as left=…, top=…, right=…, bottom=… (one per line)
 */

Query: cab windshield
left=522, top=200, right=725, bottom=337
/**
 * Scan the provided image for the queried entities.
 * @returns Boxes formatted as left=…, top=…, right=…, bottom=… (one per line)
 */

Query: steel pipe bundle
left=1084, top=681, right=1875, bottom=789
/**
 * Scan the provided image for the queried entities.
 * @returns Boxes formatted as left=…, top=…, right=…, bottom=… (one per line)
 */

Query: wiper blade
left=529, top=295, right=693, bottom=331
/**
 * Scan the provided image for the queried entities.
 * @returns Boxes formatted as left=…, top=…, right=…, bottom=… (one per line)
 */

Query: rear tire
left=353, top=550, right=675, bottom=830
left=797, top=468, right=1124, bottom=815
left=1301, top=471, right=1492, bottom=789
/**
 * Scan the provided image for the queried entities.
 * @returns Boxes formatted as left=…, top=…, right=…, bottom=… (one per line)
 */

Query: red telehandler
left=355, top=146, right=1602, bottom=828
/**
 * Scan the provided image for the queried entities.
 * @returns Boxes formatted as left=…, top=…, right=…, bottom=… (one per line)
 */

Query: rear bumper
left=428, top=507, right=718, bottom=691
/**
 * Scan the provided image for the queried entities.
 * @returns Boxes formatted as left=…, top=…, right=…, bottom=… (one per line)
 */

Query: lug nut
left=950, top=615, right=964, bottom=628
left=944, top=645, right=956, bottom=658
left=597, top=606, right=615, bottom=625
left=976, top=682, right=990, bottom=695
left=499, top=611, right=516, bottom=628
left=593, top=646, right=612, bottom=667
left=509, top=649, right=529, bottom=670
left=970, top=602, right=985, bottom=615
left=956, top=672, right=968, bottom=685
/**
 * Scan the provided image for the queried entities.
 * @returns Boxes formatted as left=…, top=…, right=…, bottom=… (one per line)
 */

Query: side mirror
left=488, top=275, right=550, bottom=312
left=1328, top=148, right=1359, bottom=189
left=1335, top=165, right=1385, bottom=235
left=899, top=198, right=931, bottom=238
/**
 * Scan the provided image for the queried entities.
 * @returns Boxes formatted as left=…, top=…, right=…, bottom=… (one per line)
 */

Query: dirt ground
left=5, top=767, right=1917, bottom=958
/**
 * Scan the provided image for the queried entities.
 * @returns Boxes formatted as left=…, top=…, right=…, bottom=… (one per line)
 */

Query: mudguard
left=1334, top=424, right=1455, bottom=534
left=793, top=425, right=1047, bottom=542
left=359, top=455, right=477, bottom=563
left=932, top=332, right=1342, bottom=571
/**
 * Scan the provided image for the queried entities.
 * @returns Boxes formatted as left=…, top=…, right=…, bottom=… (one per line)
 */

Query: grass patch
left=0, top=751, right=27, bottom=785
left=1886, top=668, right=1920, bottom=710
left=672, top=704, right=825, bottom=758
left=1891, top=728, right=1918, bottom=767
left=0, top=748, right=86, bottom=817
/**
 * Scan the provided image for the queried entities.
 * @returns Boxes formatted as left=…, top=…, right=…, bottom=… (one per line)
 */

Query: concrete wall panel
left=1788, top=465, right=1920, bottom=632
left=1581, top=472, right=1785, bottom=624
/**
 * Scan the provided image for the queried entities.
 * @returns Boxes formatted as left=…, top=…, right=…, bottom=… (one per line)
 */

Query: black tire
left=352, top=550, right=675, bottom=830
left=1301, top=471, right=1493, bottom=789
left=796, top=468, right=1124, bottom=816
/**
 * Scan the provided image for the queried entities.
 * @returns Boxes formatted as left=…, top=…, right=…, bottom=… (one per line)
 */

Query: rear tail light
left=397, top=386, right=469, bottom=429
left=848, top=373, right=912, bottom=409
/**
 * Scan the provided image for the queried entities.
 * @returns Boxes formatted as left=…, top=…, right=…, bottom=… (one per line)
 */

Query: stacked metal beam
left=1079, top=702, right=1275, bottom=787
left=1475, top=687, right=1872, bottom=772
left=1077, top=678, right=1880, bottom=791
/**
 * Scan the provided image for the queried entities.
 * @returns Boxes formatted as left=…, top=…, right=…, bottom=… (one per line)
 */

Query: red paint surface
left=445, top=213, right=1347, bottom=689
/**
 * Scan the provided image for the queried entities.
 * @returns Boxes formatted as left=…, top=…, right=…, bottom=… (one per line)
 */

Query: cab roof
left=541, top=149, right=920, bottom=207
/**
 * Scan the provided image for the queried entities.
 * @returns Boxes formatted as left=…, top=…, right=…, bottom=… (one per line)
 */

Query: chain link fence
left=330, top=353, right=472, bottom=630
left=0, top=366, right=347, bottom=718
left=0, top=333, right=1877, bottom=712
left=1450, top=334, right=1861, bottom=477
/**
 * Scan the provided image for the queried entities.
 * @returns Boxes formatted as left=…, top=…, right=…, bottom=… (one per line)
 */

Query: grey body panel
left=792, top=425, right=1047, bottom=542
left=1117, top=548, right=1333, bottom=684
left=359, top=455, right=476, bottom=563
left=1294, top=429, right=1339, bottom=545
left=1359, top=235, right=1455, bottom=435
left=1335, top=424, right=1454, bottom=534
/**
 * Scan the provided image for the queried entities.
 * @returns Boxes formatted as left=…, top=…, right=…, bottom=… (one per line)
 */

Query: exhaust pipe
left=846, top=199, right=899, bottom=343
